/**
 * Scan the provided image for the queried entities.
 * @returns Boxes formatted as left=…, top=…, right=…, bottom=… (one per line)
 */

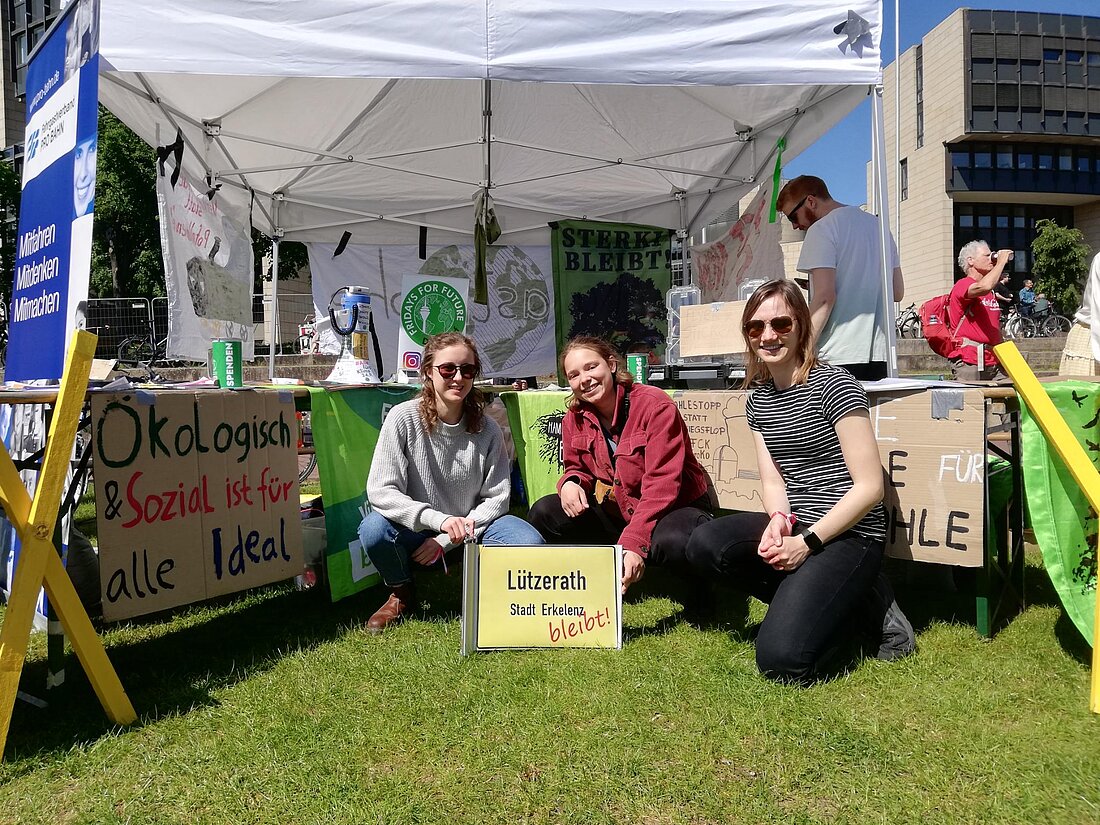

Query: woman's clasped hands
left=757, top=512, right=811, bottom=573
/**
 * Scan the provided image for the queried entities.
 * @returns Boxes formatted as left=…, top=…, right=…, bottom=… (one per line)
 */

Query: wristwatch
left=801, top=528, right=825, bottom=553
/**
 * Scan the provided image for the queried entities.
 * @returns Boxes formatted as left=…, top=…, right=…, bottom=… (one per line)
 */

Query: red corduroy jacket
left=557, top=382, right=711, bottom=558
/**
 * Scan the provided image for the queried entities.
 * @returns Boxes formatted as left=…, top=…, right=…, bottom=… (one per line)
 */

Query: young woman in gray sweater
left=358, top=332, right=544, bottom=633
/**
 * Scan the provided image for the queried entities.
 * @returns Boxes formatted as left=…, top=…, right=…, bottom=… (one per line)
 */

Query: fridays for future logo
left=400, top=280, right=467, bottom=346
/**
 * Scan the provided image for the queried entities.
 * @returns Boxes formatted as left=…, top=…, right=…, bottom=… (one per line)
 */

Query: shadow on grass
left=6, top=581, right=380, bottom=764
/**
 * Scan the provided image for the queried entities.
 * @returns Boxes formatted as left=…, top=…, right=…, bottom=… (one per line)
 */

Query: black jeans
left=686, top=512, right=883, bottom=684
left=528, top=493, right=712, bottom=574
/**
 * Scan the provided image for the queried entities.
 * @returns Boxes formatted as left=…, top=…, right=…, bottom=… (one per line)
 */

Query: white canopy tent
left=95, top=0, right=896, bottom=375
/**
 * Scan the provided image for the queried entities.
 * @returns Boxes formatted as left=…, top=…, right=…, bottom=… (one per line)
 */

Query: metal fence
left=85, top=291, right=317, bottom=360
left=86, top=297, right=152, bottom=361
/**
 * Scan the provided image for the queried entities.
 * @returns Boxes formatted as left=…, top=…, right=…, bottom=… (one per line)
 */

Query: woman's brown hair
left=418, top=332, right=485, bottom=434
left=740, top=279, right=818, bottom=388
left=560, top=336, right=633, bottom=411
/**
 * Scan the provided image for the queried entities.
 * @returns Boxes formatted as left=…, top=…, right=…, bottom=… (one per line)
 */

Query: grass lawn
left=0, top=490, right=1096, bottom=823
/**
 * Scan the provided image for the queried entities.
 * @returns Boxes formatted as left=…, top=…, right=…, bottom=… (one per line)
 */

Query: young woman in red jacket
left=528, top=336, right=714, bottom=597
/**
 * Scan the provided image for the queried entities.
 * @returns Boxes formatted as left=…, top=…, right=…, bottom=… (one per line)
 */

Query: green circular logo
left=400, top=280, right=468, bottom=345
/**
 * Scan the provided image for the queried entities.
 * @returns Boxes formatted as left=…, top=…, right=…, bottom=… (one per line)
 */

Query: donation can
left=627, top=352, right=648, bottom=385
left=211, top=338, right=244, bottom=388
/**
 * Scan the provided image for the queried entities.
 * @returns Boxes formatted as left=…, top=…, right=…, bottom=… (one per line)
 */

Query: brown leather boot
left=366, top=583, right=416, bottom=635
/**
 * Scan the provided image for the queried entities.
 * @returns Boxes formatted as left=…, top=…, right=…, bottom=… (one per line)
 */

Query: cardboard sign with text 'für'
left=92, top=389, right=303, bottom=621
left=462, top=544, right=622, bottom=653
left=674, top=387, right=988, bottom=567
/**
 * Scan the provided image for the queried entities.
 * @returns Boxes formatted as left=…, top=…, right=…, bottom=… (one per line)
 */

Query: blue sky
left=784, top=1, right=1100, bottom=206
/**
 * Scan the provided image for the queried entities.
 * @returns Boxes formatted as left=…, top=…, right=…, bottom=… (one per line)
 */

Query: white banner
left=156, top=168, right=255, bottom=361
left=307, top=243, right=555, bottom=379
left=692, top=185, right=784, bottom=303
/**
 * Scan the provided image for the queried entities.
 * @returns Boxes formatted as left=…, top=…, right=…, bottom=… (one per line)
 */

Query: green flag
left=309, top=385, right=418, bottom=601
left=1019, top=381, right=1098, bottom=645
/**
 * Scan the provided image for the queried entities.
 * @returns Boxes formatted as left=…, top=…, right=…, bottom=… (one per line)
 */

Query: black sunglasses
left=784, top=196, right=808, bottom=224
left=743, top=316, right=794, bottom=338
left=432, top=362, right=477, bottom=379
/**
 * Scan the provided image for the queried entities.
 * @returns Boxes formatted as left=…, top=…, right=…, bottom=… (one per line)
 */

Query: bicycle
left=298, top=313, right=318, bottom=354
left=1001, top=305, right=1037, bottom=340
left=1030, top=305, right=1071, bottom=337
left=116, top=317, right=196, bottom=382
left=895, top=303, right=921, bottom=338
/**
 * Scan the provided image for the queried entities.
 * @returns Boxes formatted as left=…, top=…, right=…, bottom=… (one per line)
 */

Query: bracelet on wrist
left=769, top=511, right=797, bottom=528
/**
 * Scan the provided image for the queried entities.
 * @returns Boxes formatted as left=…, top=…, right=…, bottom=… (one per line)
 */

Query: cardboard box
left=673, top=387, right=988, bottom=566
left=92, top=389, right=303, bottom=620
left=679, top=301, right=748, bottom=358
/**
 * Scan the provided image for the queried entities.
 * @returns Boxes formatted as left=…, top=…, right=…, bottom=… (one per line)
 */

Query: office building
left=881, top=8, right=1100, bottom=308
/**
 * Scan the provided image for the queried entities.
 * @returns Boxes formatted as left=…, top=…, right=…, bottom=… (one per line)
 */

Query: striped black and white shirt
left=746, top=364, right=886, bottom=541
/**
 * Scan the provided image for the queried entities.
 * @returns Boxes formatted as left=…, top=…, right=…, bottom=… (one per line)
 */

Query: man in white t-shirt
left=776, top=176, right=904, bottom=381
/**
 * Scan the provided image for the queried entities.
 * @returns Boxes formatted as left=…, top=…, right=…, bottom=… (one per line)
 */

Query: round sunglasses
left=743, top=316, right=794, bottom=338
left=432, top=362, right=478, bottom=379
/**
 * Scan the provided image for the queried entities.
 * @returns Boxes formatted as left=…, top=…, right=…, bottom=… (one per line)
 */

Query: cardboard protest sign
left=673, top=388, right=988, bottom=566
left=92, top=389, right=302, bottom=620
left=462, top=543, right=622, bottom=652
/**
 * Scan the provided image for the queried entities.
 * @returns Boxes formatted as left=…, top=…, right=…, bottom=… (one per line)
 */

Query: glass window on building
left=972, top=58, right=995, bottom=82
left=997, top=149, right=1014, bottom=169
left=1043, top=49, right=1063, bottom=62
left=1017, top=149, right=1035, bottom=169
left=899, top=159, right=908, bottom=201
left=974, top=148, right=993, bottom=169
left=1059, top=148, right=1073, bottom=171
left=1038, top=151, right=1054, bottom=170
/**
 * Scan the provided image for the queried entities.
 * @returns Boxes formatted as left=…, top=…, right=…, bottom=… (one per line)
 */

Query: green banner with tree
left=1019, top=381, right=1098, bottom=645
left=308, top=385, right=418, bottom=601
left=551, top=219, right=673, bottom=374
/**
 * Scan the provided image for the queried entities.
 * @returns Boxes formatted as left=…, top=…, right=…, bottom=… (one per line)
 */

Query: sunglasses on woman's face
left=432, top=362, right=477, bottom=380
left=743, top=316, right=794, bottom=338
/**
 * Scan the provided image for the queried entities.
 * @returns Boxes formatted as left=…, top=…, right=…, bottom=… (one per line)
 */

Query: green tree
left=1031, top=219, right=1091, bottom=315
left=0, top=159, right=20, bottom=308
left=91, top=108, right=164, bottom=298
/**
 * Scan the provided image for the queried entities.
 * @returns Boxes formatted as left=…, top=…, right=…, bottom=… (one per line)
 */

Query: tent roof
left=98, top=0, right=882, bottom=245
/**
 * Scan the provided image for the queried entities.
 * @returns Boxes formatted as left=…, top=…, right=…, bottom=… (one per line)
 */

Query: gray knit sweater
left=366, top=398, right=510, bottom=538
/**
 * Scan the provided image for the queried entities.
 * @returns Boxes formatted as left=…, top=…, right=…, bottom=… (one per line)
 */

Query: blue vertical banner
left=6, top=0, right=99, bottom=381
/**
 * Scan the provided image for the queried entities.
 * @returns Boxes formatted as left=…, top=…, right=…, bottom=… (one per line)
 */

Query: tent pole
left=270, top=237, right=279, bottom=382
left=871, top=85, right=898, bottom=378
left=482, top=78, right=492, bottom=189
left=269, top=193, right=282, bottom=382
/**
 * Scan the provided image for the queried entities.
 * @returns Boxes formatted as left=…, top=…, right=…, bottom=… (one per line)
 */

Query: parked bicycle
left=895, top=302, right=921, bottom=338
left=1030, top=304, right=1071, bottom=337
left=298, top=313, right=318, bottom=354
left=116, top=316, right=195, bottom=381
left=1001, top=304, right=1037, bottom=340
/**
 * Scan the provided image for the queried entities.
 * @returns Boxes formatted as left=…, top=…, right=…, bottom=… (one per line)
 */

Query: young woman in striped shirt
left=686, top=279, right=912, bottom=684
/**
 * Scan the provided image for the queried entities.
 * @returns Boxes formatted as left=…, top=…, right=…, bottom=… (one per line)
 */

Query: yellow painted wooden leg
left=41, top=551, right=135, bottom=725
left=0, top=536, right=52, bottom=752
left=0, top=329, right=136, bottom=756
left=1094, top=543, right=1100, bottom=714
left=994, top=342, right=1100, bottom=714
left=29, top=330, right=97, bottom=537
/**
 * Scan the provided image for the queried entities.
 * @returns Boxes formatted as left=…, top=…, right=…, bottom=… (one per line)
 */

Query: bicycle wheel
left=1002, top=317, right=1022, bottom=340
left=298, top=453, right=317, bottom=484
left=117, top=336, right=155, bottom=365
left=1018, top=317, right=1038, bottom=338
left=900, top=318, right=922, bottom=339
left=1041, top=314, right=1071, bottom=336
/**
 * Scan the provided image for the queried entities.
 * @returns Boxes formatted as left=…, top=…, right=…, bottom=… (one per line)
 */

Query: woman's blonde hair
left=560, top=336, right=633, bottom=411
left=418, top=332, right=485, bottom=433
left=740, top=279, right=818, bottom=388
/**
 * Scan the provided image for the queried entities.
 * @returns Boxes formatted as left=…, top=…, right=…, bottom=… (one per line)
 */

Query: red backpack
left=919, top=294, right=967, bottom=358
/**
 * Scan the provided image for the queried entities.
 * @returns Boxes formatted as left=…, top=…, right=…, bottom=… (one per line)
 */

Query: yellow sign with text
left=465, top=544, right=622, bottom=651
